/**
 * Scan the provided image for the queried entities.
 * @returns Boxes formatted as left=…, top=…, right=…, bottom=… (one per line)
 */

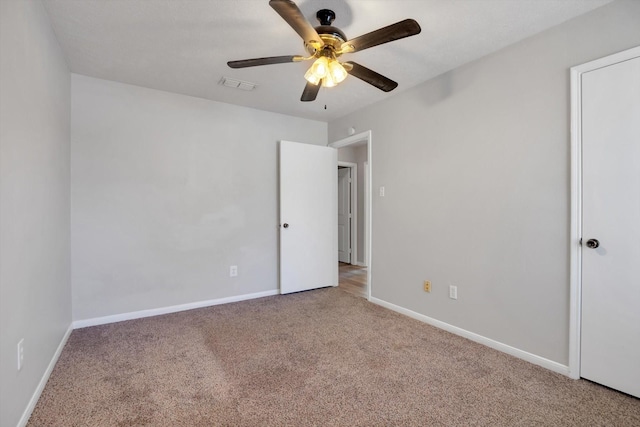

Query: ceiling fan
left=227, top=0, right=421, bottom=102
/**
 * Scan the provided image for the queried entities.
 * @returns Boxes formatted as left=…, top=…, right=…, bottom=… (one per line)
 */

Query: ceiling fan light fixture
left=328, top=60, right=348, bottom=84
left=305, top=56, right=329, bottom=85
left=322, top=74, right=336, bottom=88
left=304, top=71, right=322, bottom=85
left=306, top=57, right=347, bottom=88
left=304, top=70, right=322, bottom=86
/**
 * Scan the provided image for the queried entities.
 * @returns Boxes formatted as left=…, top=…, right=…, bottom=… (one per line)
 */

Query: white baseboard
left=355, top=261, right=367, bottom=267
left=73, top=289, right=279, bottom=329
left=370, top=297, right=570, bottom=377
left=17, top=324, right=73, bottom=427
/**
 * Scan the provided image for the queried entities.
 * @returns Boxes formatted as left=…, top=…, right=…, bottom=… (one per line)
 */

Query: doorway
left=569, top=46, right=640, bottom=397
left=330, top=131, right=372, bottom=300
left=338, top=262, right=367, bottom=298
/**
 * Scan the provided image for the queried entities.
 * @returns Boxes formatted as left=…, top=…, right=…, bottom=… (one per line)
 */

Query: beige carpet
left=28, top=288, right=639, bottom=426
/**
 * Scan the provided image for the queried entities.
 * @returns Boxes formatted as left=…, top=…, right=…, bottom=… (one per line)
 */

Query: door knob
left=283, top=223, right=289, bottom=228
left=586, top=238, right=600, bottom=249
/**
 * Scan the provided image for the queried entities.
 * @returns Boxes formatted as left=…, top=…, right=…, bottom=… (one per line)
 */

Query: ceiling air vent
left=219, top=77, right=257, bottom=91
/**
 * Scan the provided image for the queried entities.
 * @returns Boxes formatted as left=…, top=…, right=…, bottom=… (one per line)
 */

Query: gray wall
left=1, top=3, right=638, bottom=424
left=329, top=0, right=640, bottom=365
left=71, top=75, right=327, bottom=321
left=0, top=1, right=72, bottom=426
left=338, top=145, right=368, bottom=265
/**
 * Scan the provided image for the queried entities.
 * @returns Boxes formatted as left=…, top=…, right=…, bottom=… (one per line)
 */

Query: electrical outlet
left=449, top=285, right=458, bottom=300
left=379, top=186, right=385, bottom=197
left=17, top=339, right=24, bottom=371
left=423, top=280, right=431, bottom=293
left=229, top=265, right=238, bottom=277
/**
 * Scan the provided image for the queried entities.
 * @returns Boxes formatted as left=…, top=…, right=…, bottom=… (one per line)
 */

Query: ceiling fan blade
left=227, top=55, right=303, bottom=68
left=301, top=81, right=320, bottom=102
left=341, top=19, right=421, bottom=53
left=344, top=62, right=398, bottom=92
left=269, top=0, right=324, bottom=49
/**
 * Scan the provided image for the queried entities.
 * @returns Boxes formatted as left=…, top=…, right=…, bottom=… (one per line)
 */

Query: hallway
left=338, top=263, right=367, bottom=298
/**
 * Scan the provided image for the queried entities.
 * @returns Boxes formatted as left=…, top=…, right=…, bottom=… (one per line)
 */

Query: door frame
left=364, top=161, right=369, bottom=268
left=329, top=130, right=372, bottom=300
left=338, top=162, right=357, bottom=265
left=569, top=46, right=640, bottom=379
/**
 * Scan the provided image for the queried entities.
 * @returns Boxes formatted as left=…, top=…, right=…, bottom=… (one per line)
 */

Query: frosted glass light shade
left=329, top=60, right=347, bottom=83
left=305, top=57, right=329, bottom=84
left=305, top=57, right=347, bottom=88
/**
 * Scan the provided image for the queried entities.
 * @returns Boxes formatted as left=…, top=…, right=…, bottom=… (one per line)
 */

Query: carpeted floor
left=28, top=288, right=639, bottom=426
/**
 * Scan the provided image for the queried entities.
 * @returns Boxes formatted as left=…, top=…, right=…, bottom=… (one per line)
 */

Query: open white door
left=279, top=141, right=337, bottom=294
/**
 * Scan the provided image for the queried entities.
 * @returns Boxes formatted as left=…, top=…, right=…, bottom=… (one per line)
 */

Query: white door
left=338, top=167, right=351, bottom=263
left=581, top=52, right=640, bottom=397
left=279, top=141, right=338, bottom=294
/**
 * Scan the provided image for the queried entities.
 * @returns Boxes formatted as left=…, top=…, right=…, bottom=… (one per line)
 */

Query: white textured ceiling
left=43, top=0, right=612, bottom=121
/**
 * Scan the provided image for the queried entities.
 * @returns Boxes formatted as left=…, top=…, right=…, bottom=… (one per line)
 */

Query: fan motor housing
left=316, top=26, right=346, bottom=43
left=305, top=9, right=346, bottom=54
